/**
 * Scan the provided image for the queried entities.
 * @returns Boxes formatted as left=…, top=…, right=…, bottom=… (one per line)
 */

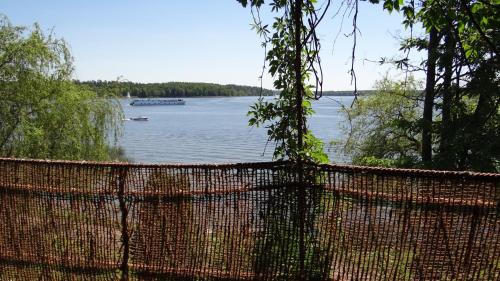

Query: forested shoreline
left=76, top=80, right=370, bottom=97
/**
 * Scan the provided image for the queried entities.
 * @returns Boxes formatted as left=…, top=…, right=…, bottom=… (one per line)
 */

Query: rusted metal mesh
left=0, top=158, right=498, bottom=280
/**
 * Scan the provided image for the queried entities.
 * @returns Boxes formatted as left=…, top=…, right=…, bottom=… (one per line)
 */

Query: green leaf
left=383, top=0, right=394, bottom=12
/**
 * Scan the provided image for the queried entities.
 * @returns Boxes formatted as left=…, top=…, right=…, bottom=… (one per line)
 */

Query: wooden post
left=118, top=167, right=130, bottom=281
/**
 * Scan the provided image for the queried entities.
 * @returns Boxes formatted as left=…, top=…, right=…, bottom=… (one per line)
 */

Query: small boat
left=130, top=98, right=186, bottom=106
left=130, top=116, right=149, bottom=121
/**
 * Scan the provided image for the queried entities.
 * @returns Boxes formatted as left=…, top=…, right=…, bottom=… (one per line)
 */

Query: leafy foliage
left=0, top=15, right=123, bottom=160
left=366, top=0, right=499, bottom=172
left=240, top=0, right=329, bottom=163
left=341, top=77, right=422, bottom=168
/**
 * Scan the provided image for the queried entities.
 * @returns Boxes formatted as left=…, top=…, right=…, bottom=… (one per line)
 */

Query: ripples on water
left=118, top=96, right=354, bottom=164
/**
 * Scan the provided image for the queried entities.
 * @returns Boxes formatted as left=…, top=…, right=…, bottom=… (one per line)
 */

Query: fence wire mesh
left=0, top=158, right=498, bottom=280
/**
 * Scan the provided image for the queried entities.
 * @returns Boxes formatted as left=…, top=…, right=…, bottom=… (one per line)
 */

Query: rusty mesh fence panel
left=0, top=158, right=498, bottom=280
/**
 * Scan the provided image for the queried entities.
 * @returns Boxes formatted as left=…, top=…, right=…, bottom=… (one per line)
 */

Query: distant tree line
left=76, top=80, right=368, bottom=98
left=75, top=81, right=276, bottom=97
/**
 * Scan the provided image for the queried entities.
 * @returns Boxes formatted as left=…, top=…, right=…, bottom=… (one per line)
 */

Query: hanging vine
left=238, top=0, right=331, bottom=163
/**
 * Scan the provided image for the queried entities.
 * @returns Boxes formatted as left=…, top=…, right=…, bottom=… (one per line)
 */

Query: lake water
left=118, top=96, right=354, bottom=164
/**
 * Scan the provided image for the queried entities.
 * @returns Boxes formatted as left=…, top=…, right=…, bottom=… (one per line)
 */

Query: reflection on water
left=118, top=96, right=354, bottom=164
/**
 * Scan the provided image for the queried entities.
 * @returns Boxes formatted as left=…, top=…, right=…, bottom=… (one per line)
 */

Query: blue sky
left=1, top=0, right=424, bottom=90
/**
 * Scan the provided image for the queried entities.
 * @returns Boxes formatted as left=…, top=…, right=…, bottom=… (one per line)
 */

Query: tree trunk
left=438, top=29, right=455, bottom=169
left=292, top=1, right=306, bottom=280
left=422, top=28, right=438, bottom=166
left=294, top=0, right=304, bottom=157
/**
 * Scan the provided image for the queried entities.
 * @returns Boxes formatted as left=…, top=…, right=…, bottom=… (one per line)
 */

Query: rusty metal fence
left=0, top=158, right=498, bottom=280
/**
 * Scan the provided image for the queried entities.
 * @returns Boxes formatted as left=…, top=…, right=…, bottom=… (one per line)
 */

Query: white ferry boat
left=130, top=98, right=186, bottom=106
